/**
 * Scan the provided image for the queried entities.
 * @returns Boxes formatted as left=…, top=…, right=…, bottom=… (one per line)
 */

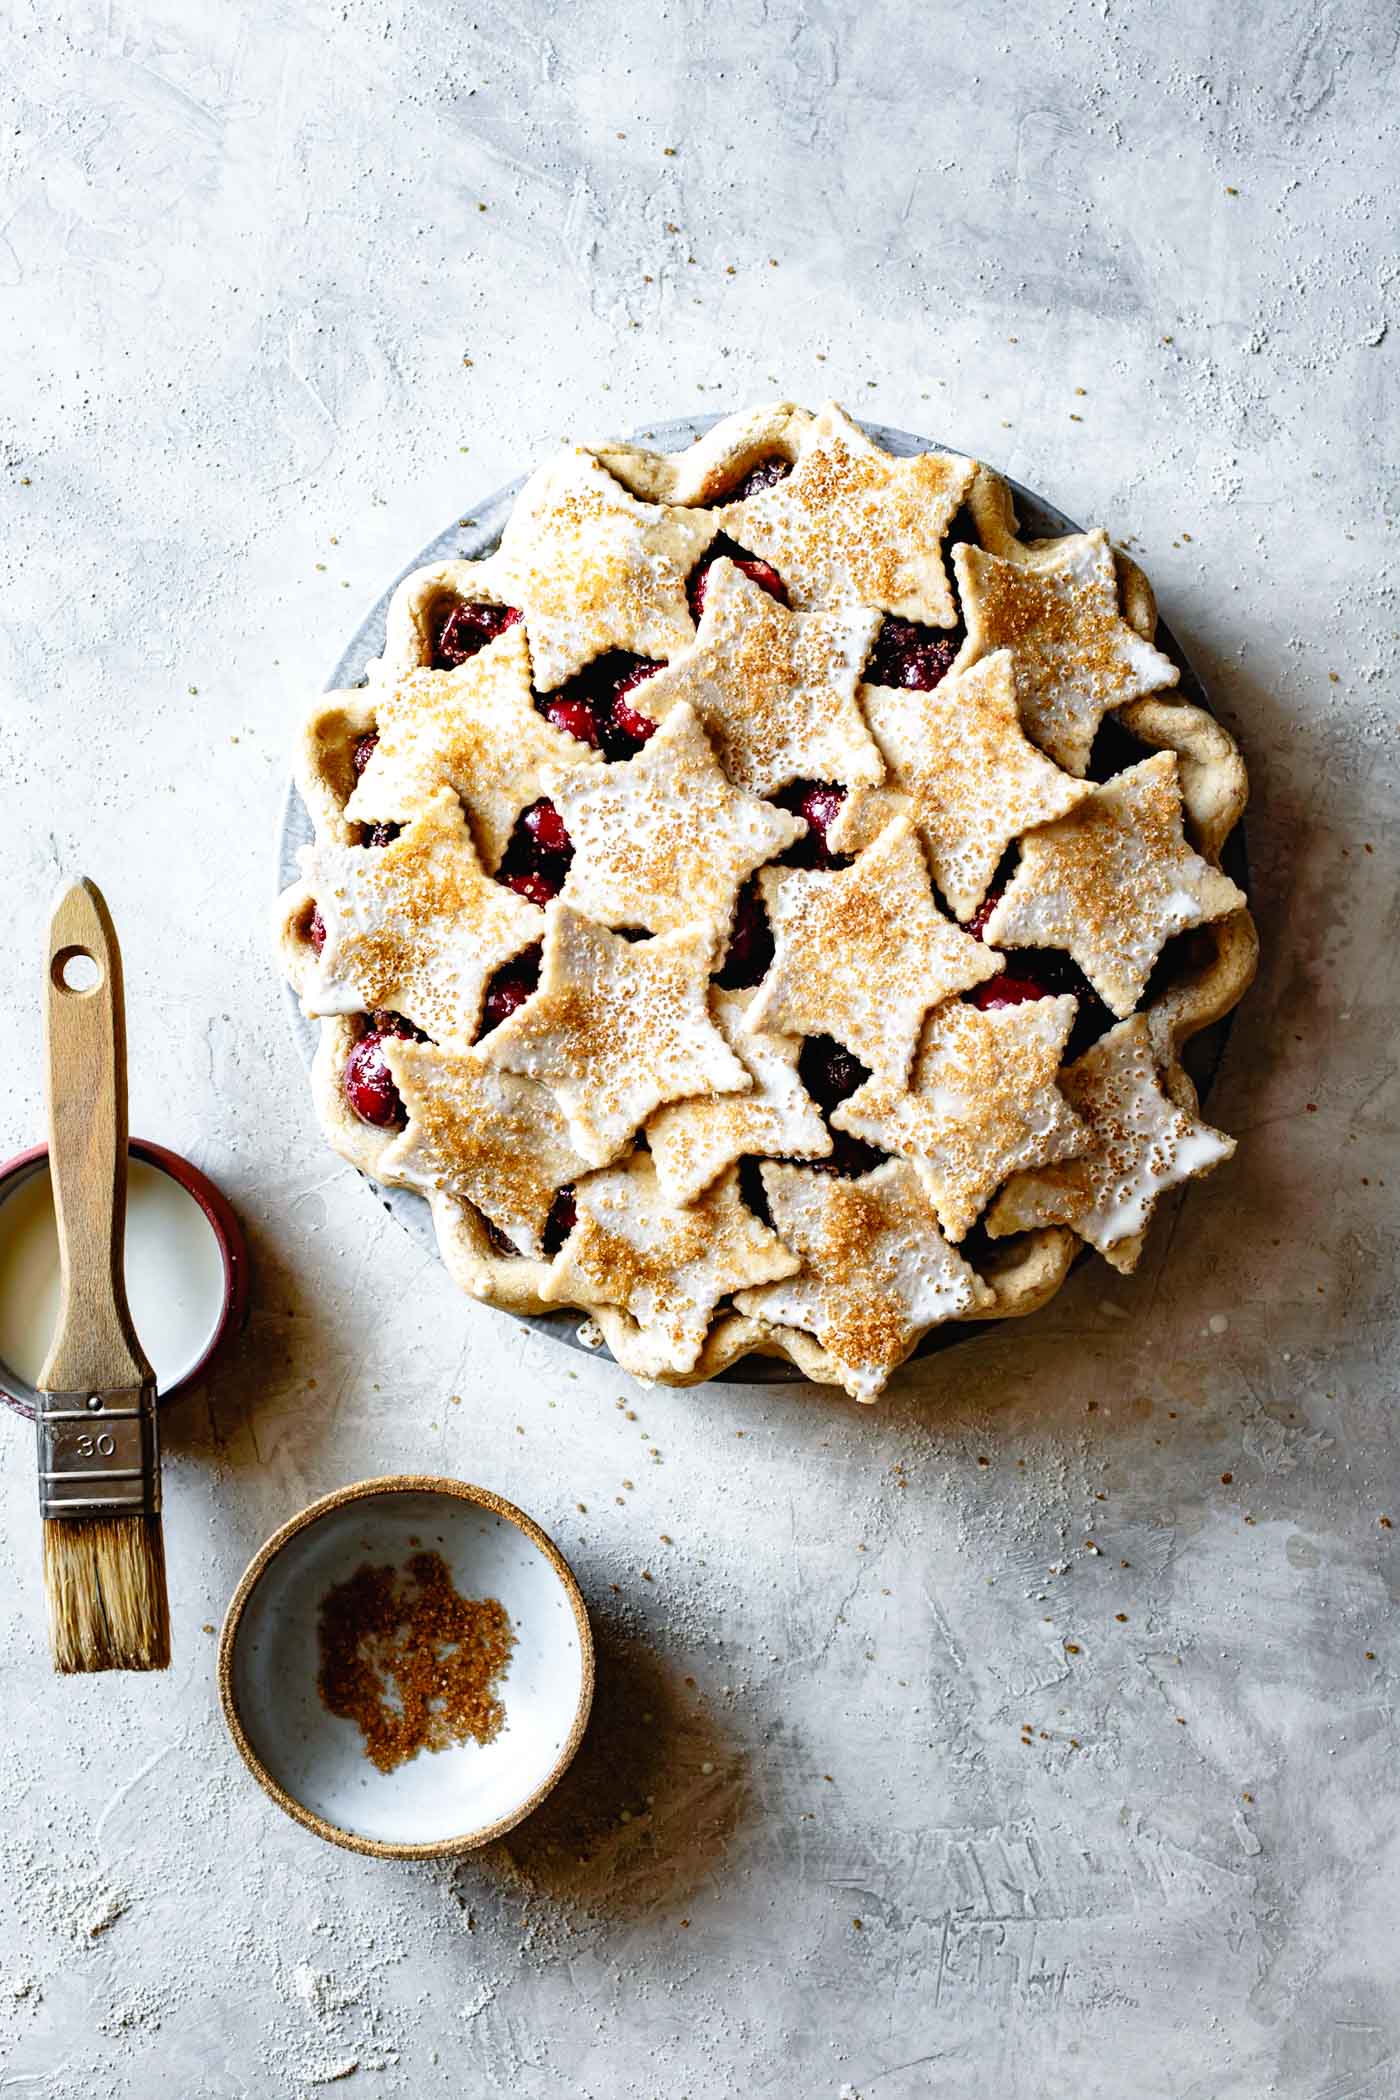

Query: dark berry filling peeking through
left=542, top=695, right=601, bottom=749
left=775, top=781, right=850, bottom=869
left=726, top=454, right=792, bottom=503
left=496, top=800, right=573, bottom=908
left=797, top=1034, right=887, bottom=1177
left=688, top=537, right=788, bottom=623
left=432, top=600, right=521, bottom=670
left=478, top=945, right=543, bottom=1038
left=522, top=798, right=571, bottom=855
left=538, top=655, right=664, bottom=760
left=800, top=1033, right=868, bottom=1112
left=343, top=1011, right=424, bottom=1128
left=716, top=877, right=774, bottom=989
left=966, top=886, right=1113, bottom=1049
left=865, top=617, right=960, bottom=692
left=968, top=975, right=1056, bottom=1012
left=542, top=1185, right=577, bottom=1257
left=609, top=662, right=663, bottom=747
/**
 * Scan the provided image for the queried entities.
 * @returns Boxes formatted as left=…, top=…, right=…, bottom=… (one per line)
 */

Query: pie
left=277, top=401, right=1256, bottom=1399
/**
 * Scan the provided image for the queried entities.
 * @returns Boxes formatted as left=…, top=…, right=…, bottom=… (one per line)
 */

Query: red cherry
left=613, top=660, right=662, bottom=699
left=727, top=454, right=792, bottom=501
left=734, top=555, right=786, bottom=600
left=690, top=549, right=788, bottom=622
left=775, top=780, right=848, bottom=867
left=968, top=974, right=1053, bottom=1011
left=611, top=692, right=658, bottom=744
left=503, top=868, right=561, bottom=908
left=544, top=696, right=602, bottom=747
left=480, top=949, right=542, bottom=1036
left=352, top=732, right=379, bottom=776
left=794, top=783, right=845, bottom=847
left=966, top=890, right=1004, bottom=941
left=344, top=1031, right=405, bottom=1127
left=433, top=600, right=521, bottom=669
left=309, top=907, right=326, bottom=956
left=522, top=799, right=571, bottom=855
left=542, top=1185, right=578, bottom=1255
left=718, top=879, right=773, bottom=989
left=866, top=617, right=959, bottom=692
left=607, top=660, right=662, bottom=746
left=799, top=1033, right=868, bottom=1110
left=812, top=1132, right=887, bottom=1178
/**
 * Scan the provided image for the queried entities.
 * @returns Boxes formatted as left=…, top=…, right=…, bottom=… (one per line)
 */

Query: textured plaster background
left=2, top=1, right=1398, bottom=2094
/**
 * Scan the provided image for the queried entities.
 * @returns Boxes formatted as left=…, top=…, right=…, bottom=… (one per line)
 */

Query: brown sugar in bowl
left=218, top=1476, right=594, bottom=1857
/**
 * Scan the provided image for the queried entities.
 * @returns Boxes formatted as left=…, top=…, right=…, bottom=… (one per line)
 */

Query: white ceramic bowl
left=218, top=1476, right=594, bottom=1856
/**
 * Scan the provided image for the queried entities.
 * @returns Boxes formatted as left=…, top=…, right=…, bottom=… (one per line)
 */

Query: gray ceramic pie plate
left=275, top=416, right=1243, bottom=1382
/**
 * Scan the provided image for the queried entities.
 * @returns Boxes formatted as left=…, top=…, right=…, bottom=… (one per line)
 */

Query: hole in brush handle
left=52, top=947, right=103, bottom=995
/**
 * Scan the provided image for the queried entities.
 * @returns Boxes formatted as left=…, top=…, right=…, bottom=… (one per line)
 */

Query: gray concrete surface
left=1, top=2, right=1397, bottom=2093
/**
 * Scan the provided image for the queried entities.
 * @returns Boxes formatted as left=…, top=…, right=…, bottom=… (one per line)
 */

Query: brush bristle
left=43, top=1515, right=171, bottom=1674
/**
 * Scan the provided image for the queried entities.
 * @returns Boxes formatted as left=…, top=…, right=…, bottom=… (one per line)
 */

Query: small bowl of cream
left=0, top=1138, right=248, bottom=1416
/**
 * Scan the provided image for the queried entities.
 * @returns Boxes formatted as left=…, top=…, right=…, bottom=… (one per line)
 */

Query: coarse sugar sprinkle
left=316, top=1550, right=514, bottom=1775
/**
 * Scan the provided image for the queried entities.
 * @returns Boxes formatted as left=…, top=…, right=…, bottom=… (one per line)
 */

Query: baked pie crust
left=277, top=401, right=1257, bottom=1400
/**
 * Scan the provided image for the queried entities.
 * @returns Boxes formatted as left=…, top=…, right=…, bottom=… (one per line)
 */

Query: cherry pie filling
left=724, top=453, right=792, bottom=502
left=798, top=1033, right=886, bottom=1177
left=716, top=877, right=774, bottom=990
left=774, top=781, right=850, bottom=870
left=864, top=617, right=960, bottom=692
left=432, top=599, right=521, bottom=670
left=542, top=1185, right=577, bottom=1257
left=495, top=800, right=573, bottom=908
left=738, top=1028, right=891, bottom=1222
left=687, top=536, right=788, bottom=622
left=966, top=886, right=1112, bottom=1053
left=344, top=1011, right=426, bottom=1128
left=478, top=944, right=543, bottom=1038
left=538, top=654, right=665, bottom=760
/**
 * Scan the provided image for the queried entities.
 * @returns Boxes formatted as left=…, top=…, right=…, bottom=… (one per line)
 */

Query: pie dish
left=276, top=402, right=1257, bottom=1399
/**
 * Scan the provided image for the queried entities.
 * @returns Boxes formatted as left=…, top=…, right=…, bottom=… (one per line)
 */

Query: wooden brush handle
left=37, top=879, right=152, bottom=1394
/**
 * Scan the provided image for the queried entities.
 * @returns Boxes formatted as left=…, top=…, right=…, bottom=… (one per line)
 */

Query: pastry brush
left=36, top=878, right=169, bottom=1673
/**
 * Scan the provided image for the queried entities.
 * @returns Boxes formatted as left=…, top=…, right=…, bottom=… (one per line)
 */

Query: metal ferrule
left=36, top=1387, right=161, bottom=1520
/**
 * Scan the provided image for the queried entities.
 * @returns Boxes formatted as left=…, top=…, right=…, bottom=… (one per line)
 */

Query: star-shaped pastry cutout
left=545, top=703, right=804, bottom=939
left=298, top=789, right=541, bottom=1050
left=750, top=817, right=1001, bottom=1082
left=479, top=905, right=749, bottom=1168
left=345, top=623, right=601, bottom=868
left=542, top=1155, right=799, bottom=1377
left=720, top=402, right=974, bottom=624
left=646, top=987, right=832, bottom=1205
left=862, top=650, right=1092, bottom=921
left=953, top=530, right=1179, bottom=774
left=982, top=751, right=1247, bottom=1018
left=985, top=1015, right=1235, bottom=1273
left=378, top=1040, right=588, bottom=1259
left=735, top=1160, right=993, bottom=1401
left=496, top=446, right=718, bottom=691
left=635, top=559, right=884, bottom=798
left=831, top=994, right=1086, bottom=1241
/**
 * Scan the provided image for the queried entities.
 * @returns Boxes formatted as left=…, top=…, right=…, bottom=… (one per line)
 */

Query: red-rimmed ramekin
left=0, top=1137, right=250, bottom=1420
